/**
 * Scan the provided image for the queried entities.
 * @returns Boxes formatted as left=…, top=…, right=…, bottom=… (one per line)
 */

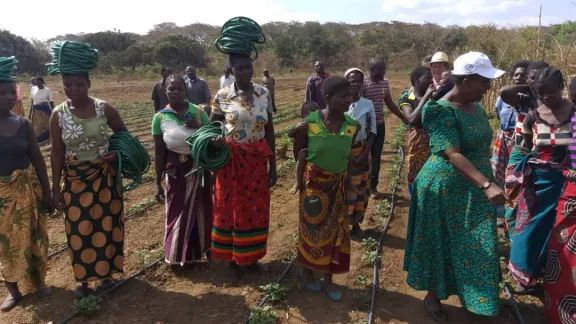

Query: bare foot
left=289, top=183, right=299, bottom=195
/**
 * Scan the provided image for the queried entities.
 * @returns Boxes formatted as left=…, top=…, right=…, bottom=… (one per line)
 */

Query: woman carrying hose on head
left=152, top=74, right=213, bottom=269
left=0, top=57, right=53, bottom=312
left=48, top=41, right=128, bottom=298
left=210, top=17, right=277, bottom=275
left=293, top=76, right=358, bottom=301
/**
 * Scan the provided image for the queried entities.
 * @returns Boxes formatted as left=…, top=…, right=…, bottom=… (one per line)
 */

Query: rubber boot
left=1, top=282, right=22, bottom=312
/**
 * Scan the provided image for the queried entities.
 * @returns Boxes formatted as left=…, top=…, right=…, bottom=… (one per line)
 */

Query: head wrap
left=0, top=57, right=17, bottom=82
left=215, top=17, right=265, bottom=60
left=47, top=41, right=99, bottom=75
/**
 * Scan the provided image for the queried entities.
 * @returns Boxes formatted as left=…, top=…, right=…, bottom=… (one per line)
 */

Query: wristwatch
left=480, top=181, right=491, bottom=191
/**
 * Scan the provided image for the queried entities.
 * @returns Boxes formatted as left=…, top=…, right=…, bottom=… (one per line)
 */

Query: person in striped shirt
left=362, top=58, right=407, bottom=199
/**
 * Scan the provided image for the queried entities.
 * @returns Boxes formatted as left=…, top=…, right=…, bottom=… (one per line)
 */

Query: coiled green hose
left=47, top=41, right=99, bottom=75
left=0, top=57, right=17, bottom=82
left=185, top=121, right=230, bottom=186
left=215, top=17, right=266, bottom=60
left=109, top=132, right=150, bottom=191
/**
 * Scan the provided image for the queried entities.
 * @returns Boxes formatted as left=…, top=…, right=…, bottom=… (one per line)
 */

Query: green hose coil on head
left=215, top=16, right=266, bottom=60
left=109, top=132, right=150, bottom=191
left=46, top=40, right=99, bottom=75
left=185, top=121, right=230, bottom=187
left=0, top=57, right=18, bottom=82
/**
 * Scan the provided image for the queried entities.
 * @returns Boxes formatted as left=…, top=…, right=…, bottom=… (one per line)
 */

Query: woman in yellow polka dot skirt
left=48, top=41, right=128, bottom=298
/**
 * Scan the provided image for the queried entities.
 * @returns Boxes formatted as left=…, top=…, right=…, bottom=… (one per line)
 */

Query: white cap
left=452, top=52, right=505, bottom=79
left=344, top=67, right=364, bottom=78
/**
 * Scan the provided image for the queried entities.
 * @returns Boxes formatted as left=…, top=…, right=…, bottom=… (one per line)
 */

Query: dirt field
left=0, top=73, right=546, bottom=324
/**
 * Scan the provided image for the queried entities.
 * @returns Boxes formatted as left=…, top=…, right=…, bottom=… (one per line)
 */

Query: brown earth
left=0, top=74, right=546, bottom=324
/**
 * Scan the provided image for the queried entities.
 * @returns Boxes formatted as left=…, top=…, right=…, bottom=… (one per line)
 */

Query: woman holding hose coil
left=210, top=17, right=277, bottom=276
left=152, top=74, right=213, bottom=269
left=49, top=41, right=131, bottom=298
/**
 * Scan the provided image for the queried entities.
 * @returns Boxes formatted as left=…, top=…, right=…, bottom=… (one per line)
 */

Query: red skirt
left=211, top=139, right=273, bottom=265
left=544, top=176, right=576, bottom=324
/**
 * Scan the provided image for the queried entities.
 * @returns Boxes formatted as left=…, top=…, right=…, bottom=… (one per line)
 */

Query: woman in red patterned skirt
left=209, top=18, right=277, bottom=277
left=543, top=76, right=576, bottom=324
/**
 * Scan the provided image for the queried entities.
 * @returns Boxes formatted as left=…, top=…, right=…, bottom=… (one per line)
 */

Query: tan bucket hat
left=425, top=52, right=450, bottom=66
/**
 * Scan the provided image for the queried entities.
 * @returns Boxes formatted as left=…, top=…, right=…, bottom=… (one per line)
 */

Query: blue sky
left=3, top=0, right=574, bottom=40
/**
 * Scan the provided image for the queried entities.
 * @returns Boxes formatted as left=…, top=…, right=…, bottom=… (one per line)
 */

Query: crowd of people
left=1, top=15, right=576, bottom=323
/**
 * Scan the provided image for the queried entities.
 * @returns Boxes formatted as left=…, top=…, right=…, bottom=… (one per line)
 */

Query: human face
left=439, top=72, right=451, bottom=85
left=417, top=71, right=434, bottom=94
left=370, top=62, right=386, bottom=80
left=166, top=78, right=186, bottom=106
left=186, top=67, right=197, bottom=80
left=231, top=56, right=254, bottom=86
left=36, top=79, right=45, bottom=89
left=315, top=61, right=325, bottom=75
left=263, top=70, right=269, bottom=77
left=527, top=69, right=539, bottom=87
left=534, top=83, right=563, bottom=109
left=348, top=71, right=363, bottom=97
left=464, top=75, right=492, bottom=102
left=326, top=86, right=353, bottom=113
left=0, top=82, right=17, bottom=114
left=63, top=75, right=90, bottom=101
left=430, top=63, right=447, bottom=83
left=512, top=67, right=527, bottom=85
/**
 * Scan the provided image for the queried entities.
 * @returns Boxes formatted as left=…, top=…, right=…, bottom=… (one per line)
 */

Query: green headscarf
left=47, top=40, right=99, bottom=75
left=0, top=56, right=17, bottom=82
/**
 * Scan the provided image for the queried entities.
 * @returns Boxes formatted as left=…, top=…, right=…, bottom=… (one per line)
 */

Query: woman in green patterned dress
left=403, top=52, right=510, bottom=322
left=49, top=41, right=128, bottom=298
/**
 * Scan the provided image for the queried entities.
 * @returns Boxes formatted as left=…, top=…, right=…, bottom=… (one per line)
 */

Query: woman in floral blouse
left=49, top=41, right=129, bottom=298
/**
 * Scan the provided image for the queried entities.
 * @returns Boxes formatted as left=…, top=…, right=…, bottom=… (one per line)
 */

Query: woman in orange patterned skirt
left=293, top=76, right=358, bottom=302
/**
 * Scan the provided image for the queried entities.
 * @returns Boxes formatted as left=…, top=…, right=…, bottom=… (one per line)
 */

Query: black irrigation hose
left=504, top=284, right=526, bottom=324
left=246, top=256, right=297, bottom=324
left=368, top=146, right=405, bottom=324
left=57, top=257, right=163, bottom=324
left=48, top=196, right=159, bottom=259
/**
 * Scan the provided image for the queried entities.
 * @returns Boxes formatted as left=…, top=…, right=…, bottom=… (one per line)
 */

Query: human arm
left=495, top=97, right=503, bottom=121
left=153, top=135, right=167, bottom=203
left=401, top=85, right=434, bottom=125
left=499, top=85, right=531, bottom=107
left=384, top=88, right=408, bottom=124
left=265, top=111, right=277, bottom=188
left=204, top=80, right=212, bottom=105
left=26, top=118, right=53, bottom=212
left=424, top=102, right=510, bottom=205
left=152, top=85, right=159, bottom=112
left=521, top=111, right=535, bottom=151
left=305, top=78, right=313, bottom=102
left=49, top=110, right=66, bottom=211
left=289, top=149, right=308, bottom=194
left=103, top=103, right=129, bottom=163
left=48, top=89, right=55, bottom=109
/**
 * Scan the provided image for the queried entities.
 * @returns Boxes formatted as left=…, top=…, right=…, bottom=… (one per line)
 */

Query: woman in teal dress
left=403, top=52, right=510, bottom=322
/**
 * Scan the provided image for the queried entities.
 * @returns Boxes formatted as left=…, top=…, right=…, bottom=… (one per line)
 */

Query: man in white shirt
left=220, top=66, right=235, bottom=89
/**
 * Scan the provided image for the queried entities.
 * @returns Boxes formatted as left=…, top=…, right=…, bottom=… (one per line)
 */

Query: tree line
left=2, top=20, right=576, bottom=76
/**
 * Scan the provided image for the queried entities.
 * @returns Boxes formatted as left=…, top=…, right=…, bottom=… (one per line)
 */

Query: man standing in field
left=220, top=66, right=235, bottom=89
left=184, top=65, right=211, bottom=106
left=305, top=61, right=330, bottom=109
left=262, top=69, right=277, bottom=113
left=151, top=67, right=172, bottom=112
left=362, top=58, right=407, bottom=199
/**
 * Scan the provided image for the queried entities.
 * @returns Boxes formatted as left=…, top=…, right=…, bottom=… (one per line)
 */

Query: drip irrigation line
left=504, top=284, right=526, bottom=324
left=368, top=146, right=405, bottom=324
left=57, top=257, right=163, bottom=324
left=48, top=198, right=159, bottom=259
left=246, top=256, right=297, bottom=324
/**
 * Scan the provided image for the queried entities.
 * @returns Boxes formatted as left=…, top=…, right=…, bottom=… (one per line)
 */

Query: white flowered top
left=54, top=97, right=110, bottom=161
left=212, top=83, right=272, bottom=143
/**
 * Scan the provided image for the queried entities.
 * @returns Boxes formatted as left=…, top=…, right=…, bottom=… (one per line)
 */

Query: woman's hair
left=34, top=76, right=45, bottom=84
left=166, top=74, right=186, bottom=86
left=410, top=66, right=431, bottom=86
left=527, top=60, right=549, bottom=72
left=508, top=60, right=530, bottom=77
left=322, top=76, right=351, bottom=98
left=301, top=101, right=320, bottom=118
left=533, top=66, right=565, bottom=91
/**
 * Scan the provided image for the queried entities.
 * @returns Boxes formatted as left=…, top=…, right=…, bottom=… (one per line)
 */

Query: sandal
left=424, top=296, right=448, bottom=323
left=299, top=269, right=321, bottom=292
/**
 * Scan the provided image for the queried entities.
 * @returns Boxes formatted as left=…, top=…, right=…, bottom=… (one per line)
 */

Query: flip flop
left=424, top=296, right=448, bottom=323
left=299, top=269, right=321, bottom=292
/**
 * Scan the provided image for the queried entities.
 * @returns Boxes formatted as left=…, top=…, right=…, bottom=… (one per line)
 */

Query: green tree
left=153, top=35, right=206, bottom=70
left=0, top=30, right=47, bottom=74
left=83, top=31, right=136, bottom=54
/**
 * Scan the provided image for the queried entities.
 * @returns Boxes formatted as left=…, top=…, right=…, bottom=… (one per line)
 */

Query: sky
left=3, top=0, right=574, bottom=40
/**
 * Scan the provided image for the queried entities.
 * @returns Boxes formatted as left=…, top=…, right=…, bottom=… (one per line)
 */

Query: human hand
left=53, top=190, right=66, bottom=212
left=155, top=184, right=165, bottom=204
left=42, top=190, right=55, bottom=214
left=268, top=167, right=277, bottom=188
left=210, top=136, right=227, bottom=149
left=101, top=151, right=118, bottom=164
left=425, top=84, right=437, bottom=97
left=483, top=183, right=512, bottom=206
